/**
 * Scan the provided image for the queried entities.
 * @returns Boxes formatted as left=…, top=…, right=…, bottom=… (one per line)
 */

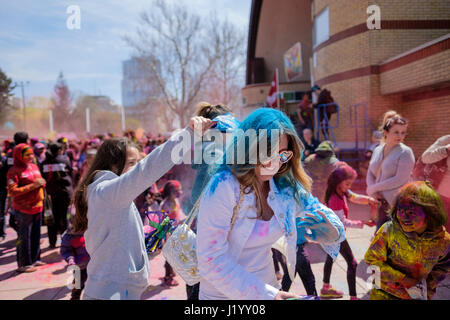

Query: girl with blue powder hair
left=196, top=108, right=346, bottom=300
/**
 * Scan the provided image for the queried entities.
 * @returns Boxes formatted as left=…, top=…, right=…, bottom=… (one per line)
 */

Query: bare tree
left=124, top=0, right=221, bottom=128
left=204, top=17, right=247, bottom=107
left=0, top=68, right=16, bottom=124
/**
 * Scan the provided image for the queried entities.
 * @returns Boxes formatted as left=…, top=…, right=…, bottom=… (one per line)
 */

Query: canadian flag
left=266, top=69, right=279, bottom=108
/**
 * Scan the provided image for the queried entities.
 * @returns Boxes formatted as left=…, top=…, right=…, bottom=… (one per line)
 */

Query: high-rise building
left=121, top=57, right=162, bottom=132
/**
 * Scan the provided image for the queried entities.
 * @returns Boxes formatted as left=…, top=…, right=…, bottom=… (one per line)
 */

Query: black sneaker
left=70, top=289, right=82, bottom=300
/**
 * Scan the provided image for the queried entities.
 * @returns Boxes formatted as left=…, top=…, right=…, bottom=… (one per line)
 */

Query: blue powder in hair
left=203, top=108, right=307, bottom=202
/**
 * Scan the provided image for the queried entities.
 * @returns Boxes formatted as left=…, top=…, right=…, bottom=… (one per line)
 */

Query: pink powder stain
left=207, top=257, right=213, bottom=263
left=143, top=225, right=152, bottom=234
left=258, top=222, right=269, bottom=237
left=36, top=262, right=63, bottom=271
left=211, top=240, right=218, bottom=245
left=216, top=267, right=222, bottom=273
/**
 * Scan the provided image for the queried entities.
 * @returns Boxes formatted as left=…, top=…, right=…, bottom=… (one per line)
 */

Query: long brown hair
left=324, top=163, right=357, bottom=206
left=225, top=108, right=312, bottom=219
left=233, top=133, right=312, bottom=219
left=72, top=138, right=138, bottom=232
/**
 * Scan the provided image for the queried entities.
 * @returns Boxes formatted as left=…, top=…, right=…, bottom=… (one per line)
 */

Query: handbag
left=162, top=185, right=245, bottom=286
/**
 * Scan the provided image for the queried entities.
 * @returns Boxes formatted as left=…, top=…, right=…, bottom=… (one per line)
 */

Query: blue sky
left=0, top=0, right=252, bottom=105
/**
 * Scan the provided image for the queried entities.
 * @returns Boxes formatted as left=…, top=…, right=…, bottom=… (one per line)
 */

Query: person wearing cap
left=303, top=141, right=341, bottom=203
left=34, top=143, right=47, bottom=165
left=57, top=137, right=69, bottom=153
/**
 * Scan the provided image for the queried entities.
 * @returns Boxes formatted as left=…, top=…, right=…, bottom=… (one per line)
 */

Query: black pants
left=282, top=243, right=318, bottom=296
left=15, top=211, right=41, bottom=268
left=71, top=268, right=88, bottom=300
left=323, top=239, right=357, bottom=297
left=272, top=248, right=288, bottom=275
left=48, top=193, right=70, bottom=247
left=186, top=283, right=200, bottom=300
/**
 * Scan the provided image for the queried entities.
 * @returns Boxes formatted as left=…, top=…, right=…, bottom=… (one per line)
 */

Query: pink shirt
left=327, top=193, right=363, bottom=229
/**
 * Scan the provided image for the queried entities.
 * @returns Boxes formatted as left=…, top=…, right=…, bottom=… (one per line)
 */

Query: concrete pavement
left=0, top=201, right=448, bottom=300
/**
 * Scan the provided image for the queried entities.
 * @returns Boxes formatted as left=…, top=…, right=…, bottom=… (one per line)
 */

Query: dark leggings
left=323, top=239, right=357, bottom=297
left=186, top=282, right=200, bottom=300
left=47, top=193, right=70, bottom=247
left=164, top=261, right=175, bottom=278
left=272, top=248, right=287, bottom=274
left=282, top=243, right=317, bottom=296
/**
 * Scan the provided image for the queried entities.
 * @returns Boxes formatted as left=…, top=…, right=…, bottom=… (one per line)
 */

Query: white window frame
left=313, top=7, right=330, bottom=48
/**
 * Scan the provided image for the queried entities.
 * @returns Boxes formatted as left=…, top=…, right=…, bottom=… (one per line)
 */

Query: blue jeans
left=15, top=210, right=41, bottom=268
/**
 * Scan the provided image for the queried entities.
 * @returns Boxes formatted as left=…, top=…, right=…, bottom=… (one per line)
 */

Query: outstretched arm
left=94, top=117, right=214, bottom=208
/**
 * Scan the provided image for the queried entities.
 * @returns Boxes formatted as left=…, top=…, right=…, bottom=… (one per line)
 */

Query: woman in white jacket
left=197, top=108, right=345, bottom=300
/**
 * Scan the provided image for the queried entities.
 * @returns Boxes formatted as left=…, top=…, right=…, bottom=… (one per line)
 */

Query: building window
left=313, top=7, right=329, bottom=47
left=281, top=91, right=307, bottom=103
left=313, top=52, right=317, bottom=68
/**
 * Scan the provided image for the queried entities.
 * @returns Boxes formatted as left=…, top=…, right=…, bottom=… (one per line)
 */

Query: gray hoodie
left=83, top=127, right=194, bottom=300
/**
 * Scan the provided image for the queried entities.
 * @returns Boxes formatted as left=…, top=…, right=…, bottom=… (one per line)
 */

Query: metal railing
left=315, top=102, right=339, bottom=145
left=350, top=102, right=375, bottom=150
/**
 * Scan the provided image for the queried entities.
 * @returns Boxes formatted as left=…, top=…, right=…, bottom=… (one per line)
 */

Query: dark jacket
left=40, top=154, right=73, bottom=196
left=0, top=149, right=15, bottom=190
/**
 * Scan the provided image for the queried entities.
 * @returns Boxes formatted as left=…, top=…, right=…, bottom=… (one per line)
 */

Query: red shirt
left=328, top=193, right=349, bottom=218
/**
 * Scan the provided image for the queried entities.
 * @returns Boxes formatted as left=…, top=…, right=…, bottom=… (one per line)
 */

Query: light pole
left=86, top=107, right=90, bottom=134
left=120, top=105, right=126, bottom=132
left=15, top=81, right=30, bottom=131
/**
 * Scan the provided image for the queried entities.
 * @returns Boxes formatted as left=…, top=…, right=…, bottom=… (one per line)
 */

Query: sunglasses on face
left=261, top=150, right=294, bottom=165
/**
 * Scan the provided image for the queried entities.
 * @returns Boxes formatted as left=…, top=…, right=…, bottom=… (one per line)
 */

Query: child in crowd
left=146, top=184, right=162, bottom=212
left=142, top=184, right=163, bottom=228
left=159, top=180, right=185, bottom=287
left=321, top=163, right=378, bottom=300
left=365, top=181, right=449, bottom=300
left=60, top=210, right=90, bottom=300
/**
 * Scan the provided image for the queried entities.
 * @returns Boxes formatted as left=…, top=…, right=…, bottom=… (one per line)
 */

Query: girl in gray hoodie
left=72, top=117, right=212, bottom=300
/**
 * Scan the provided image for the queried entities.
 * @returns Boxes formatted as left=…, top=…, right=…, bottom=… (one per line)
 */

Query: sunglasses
left=261, top=150, right=293, bottom=165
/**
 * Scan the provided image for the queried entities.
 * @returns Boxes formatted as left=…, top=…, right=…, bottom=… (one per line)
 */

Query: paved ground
left=0, top=201, right=448, bottom=300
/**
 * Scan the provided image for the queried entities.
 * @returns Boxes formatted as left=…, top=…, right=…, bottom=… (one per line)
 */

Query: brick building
left=242, top=0, right=450, bottom=159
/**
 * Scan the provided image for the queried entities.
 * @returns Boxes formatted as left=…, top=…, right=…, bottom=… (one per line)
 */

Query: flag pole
left=276, top=68, right=280, bottom=110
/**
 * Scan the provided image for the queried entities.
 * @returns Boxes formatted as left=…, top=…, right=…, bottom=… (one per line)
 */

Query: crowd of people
left=0, top=103, right=448, bottom=301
